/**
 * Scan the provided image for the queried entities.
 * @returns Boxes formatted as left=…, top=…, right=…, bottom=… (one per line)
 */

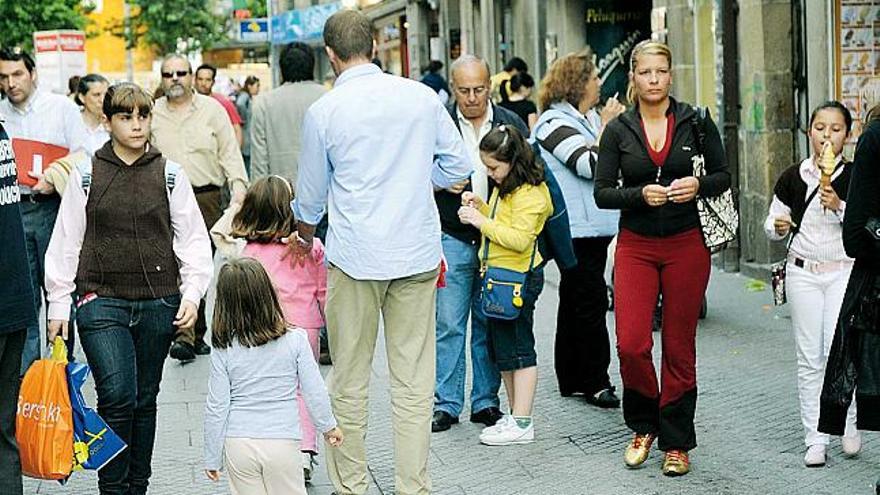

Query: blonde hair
left=537, top=49, right=596, bottom=112
left=626, top=40, right=673, bottom=105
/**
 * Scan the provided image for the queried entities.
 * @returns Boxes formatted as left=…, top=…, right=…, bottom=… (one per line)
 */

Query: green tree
left=0, top=1, right=90, bottom=52
left=120, top=0, right=230, bottom=55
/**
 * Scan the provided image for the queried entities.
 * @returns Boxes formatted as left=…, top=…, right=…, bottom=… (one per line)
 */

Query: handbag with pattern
left=691, top=107, right=739, bottom=252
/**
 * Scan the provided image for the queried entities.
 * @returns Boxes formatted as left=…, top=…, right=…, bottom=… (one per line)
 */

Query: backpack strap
left=80, top=158, right=179, bottom=198
left=164, top=159, right=179, bottom=193
left=77, top=157, right=94, bottom=196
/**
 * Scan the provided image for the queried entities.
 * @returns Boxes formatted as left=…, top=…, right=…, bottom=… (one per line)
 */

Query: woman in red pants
left=594, top=40, right=730, bottom=476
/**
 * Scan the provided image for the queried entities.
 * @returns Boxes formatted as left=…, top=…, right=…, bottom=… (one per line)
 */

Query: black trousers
left=554, top=236, right=614, bottom=396
left=0, top=329, right=25, bottom=495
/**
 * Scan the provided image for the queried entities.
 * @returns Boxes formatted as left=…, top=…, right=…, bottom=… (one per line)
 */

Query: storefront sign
left=584, top=0, right=652, bottom=101
left=239, top=18, right=269, bottom=42
left=33, top=30, right=86, bottom=95
left=271, top=2, right=341, bottom=44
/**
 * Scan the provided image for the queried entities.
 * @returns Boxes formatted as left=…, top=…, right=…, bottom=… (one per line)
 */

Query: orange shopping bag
left=16, top=337, right=74, bottom=480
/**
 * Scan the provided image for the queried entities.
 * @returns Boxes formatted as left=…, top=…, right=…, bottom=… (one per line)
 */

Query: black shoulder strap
left=690, top=106, right=708, bottom=156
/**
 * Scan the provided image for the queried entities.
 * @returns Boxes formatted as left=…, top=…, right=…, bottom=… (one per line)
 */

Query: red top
left=211, top=93, right=243, bottom=126
left=640, top=113, right=676, bottom=168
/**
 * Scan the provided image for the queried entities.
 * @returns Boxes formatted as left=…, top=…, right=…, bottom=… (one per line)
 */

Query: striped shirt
left=764, top=157, right=851, bottom=264
left=534, top=105, right=601, bottom=179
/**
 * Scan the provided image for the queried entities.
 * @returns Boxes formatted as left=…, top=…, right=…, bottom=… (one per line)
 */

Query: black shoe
left=431, top=410, right=459, bottom=432
left=194, top=339, right=211, bottom=355
left=469, top=406, right=504, bottom=427
left=585, top=388, right=621, bottom=409
left=169, top=341, right=196, bottom=363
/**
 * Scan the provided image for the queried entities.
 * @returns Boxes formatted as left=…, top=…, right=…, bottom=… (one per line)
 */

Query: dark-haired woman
left=499, top=73, right=538, bottom=130
left=236, top=76, right=260, bottom=174
left=594, top=40, right=730, bottom=476
left=819, top=105, right=880, bottom=490
left=458, top=125, right=551, bottom=446
left=534, top=49, right=625, bottom=408
left=765, top=101, right=858, bottom=467
left=45, top=83, right=213, bottom=495
left=74, top=73, right=110, bottom=153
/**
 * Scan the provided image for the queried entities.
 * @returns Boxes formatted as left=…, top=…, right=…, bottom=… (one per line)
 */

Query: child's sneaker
left=479, top=418, right=534, bottom=446
left=302, top=452, right=316, bottom=483
left=481, top=414, right=511, bottom=435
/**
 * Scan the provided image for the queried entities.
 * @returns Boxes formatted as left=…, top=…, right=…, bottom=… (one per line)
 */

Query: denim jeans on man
left=435, top=233, right=501, bottom=417
left=20, top=196, right=75, bottom=374
left=76, top=294, right=179, bottom=495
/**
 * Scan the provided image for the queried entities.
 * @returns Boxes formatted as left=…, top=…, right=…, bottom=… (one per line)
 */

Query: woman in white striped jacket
left=532, top=49, right=625, bottom=408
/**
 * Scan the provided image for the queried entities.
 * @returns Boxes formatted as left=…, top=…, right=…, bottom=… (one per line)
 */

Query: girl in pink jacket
left=211, top=175, right=327, bottom=481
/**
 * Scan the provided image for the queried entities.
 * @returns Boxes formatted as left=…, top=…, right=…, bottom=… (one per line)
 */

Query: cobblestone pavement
left=24, top=265, right=880, bottom=494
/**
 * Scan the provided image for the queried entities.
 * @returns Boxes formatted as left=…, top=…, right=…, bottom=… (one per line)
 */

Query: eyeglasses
left=161, top=70, right=190, bottom=79
left=455, top=86, right=488, bottom=97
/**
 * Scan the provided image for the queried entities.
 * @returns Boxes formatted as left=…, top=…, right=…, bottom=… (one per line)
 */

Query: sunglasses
left=161, top=70, right=190, bottom=79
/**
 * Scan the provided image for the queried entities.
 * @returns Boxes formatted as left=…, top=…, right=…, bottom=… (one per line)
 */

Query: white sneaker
left=481, top=414, right=511, bottom=435
left=479, top=418, right=534, bottom=446
left=842, top=434, right=862, bottom=457
left=302, top=452, right=315, bottom=482
left=804, top=444, right=826, bottom=467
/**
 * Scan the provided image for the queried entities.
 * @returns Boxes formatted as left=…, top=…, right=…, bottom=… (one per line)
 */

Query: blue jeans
left=76, top=294, right=179, bottom=495
left=434, top=233, right=500, bottom=417
left=20, top=196, right=74, bottom=374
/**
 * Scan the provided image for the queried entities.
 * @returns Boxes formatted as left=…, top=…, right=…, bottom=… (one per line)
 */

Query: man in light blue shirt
left=290, top=10, right=470, bottom=495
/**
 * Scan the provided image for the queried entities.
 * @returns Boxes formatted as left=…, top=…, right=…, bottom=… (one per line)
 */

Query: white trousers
left=224, top=438, right=306, bottom=495
left=787, top=262, right=858, bottom=447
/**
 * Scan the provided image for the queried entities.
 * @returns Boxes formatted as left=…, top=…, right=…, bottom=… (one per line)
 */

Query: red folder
left=11, top=138, right=70, bottom=187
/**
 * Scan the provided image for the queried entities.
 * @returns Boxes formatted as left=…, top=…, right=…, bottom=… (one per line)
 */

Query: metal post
left=124, top=0, right=134, bottom=82
left=268, top=0, right=278, bottom=86
left=721, top=0, right=741, bottom=272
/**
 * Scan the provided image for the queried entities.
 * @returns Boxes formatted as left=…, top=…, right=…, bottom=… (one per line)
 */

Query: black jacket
left=435, top=103, right=528, bottom=245
left=0, top=122, right=37, bottom=334
left=819, top=120, right=880, bottom=434
left=594, top=98, right=730, bottom=237
left=773, top=159, right=852, bottom=237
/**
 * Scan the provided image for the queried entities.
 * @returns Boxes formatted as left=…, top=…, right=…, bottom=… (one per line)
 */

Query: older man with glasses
left=430, top=54, right=530, bottom=433
left=151, top=54, right=248, bottom=362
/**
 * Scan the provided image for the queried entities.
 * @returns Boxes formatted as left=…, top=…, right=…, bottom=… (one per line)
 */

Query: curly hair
left=537, top=49, right=595, bottom=112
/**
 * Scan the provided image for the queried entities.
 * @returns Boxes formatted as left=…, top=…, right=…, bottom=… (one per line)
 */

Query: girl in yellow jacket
left=458, top=125, right=552, bottom=446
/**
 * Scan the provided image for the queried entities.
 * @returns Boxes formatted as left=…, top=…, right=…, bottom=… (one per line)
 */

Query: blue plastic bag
left=66, top=362, right=127, bottom=471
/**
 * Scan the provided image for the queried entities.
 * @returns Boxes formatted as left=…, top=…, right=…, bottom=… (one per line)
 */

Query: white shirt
left=0, top=89, right=90, bottom=193
left=456, top=105, right=493, bottom=202
left=83, top=119, right=110, bottom=154
left=764, top=156, right=851, bottom=263
left=44, top=155, right=213, bottom=320
left=292, top=63, right=471, bottom=280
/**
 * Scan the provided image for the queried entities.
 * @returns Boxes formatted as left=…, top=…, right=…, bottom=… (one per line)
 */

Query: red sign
left=234, top=9, right=252, bottom=19
left=34, top=31, right=85, bottom=53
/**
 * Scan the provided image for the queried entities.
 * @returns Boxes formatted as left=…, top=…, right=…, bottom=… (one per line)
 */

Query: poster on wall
left=33, top=30, right=86, bottom=95
left=837, top=0, right=880, bottom=141
left=584, top=0, right=652, bottom=102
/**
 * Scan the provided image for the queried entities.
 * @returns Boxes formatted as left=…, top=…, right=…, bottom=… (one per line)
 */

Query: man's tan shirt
left=151, top=93, right=248, bottom=195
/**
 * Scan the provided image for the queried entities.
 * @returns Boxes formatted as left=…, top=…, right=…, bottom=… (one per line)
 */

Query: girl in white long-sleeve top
left=203, top=257, right=342, bottom=495
left=764, top=101, right=859, bottom=468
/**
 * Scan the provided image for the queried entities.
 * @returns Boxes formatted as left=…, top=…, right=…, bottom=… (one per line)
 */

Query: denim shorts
left=485, top=268, right=544, bottom=371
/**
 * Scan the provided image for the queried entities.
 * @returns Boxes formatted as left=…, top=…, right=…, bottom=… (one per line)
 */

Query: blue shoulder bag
left=479, top=195, right=538, bottom=320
